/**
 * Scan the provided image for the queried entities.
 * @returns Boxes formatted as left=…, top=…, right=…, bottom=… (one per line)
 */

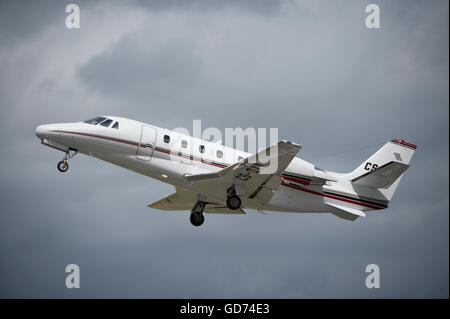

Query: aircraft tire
left=226, top=195, right=241, bottom=210
left=190, top=212, right=204, bottom=226
left=57, top=160, right=69, bottom=172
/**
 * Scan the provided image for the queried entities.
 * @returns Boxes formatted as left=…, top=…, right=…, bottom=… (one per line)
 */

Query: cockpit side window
left=100, top=119, right=113, bottom=127
left=84, top=117, right=106, bottom=125
left=112, top=122, right=119, bottom=129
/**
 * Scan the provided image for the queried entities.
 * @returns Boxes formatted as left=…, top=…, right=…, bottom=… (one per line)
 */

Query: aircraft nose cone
left=35, top=124, right=49, bottom=139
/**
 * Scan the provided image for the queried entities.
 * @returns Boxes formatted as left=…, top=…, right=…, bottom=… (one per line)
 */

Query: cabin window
left=216, top=150, right=223, bottom=158
left=164, top=135, right=170, bottom=143
left=112, top=122, right=119, bottom=129
left=181, top=140, right=188, bottom=148
left=199, top=145, right=205, bottom=153
left=100, top=119, right=113, bottom=127
left=84, top=117, right=106, bottom=125
left=238, top=156, right=244, bottom=161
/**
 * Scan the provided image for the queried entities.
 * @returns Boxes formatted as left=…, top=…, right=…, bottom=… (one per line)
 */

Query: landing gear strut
left=190, top=201, right=206, bottom=226
left=57, top=149, right=77, bottom=173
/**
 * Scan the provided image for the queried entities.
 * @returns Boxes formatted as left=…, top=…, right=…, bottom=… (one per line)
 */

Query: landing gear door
left=136, top=125, right=157, bottom=161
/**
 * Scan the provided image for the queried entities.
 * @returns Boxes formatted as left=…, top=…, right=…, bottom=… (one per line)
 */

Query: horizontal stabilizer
left=351, top=161, right=409, bottom=189
left=327, top=202, right=366, bottom=221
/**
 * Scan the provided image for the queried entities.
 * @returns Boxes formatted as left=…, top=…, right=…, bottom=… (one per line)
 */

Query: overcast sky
left=0, top=0, right=448, bottom=298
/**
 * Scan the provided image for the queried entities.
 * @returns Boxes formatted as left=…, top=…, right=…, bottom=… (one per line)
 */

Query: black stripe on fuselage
left=323, top=190, right=388, bottom=209
left=282, top=182, right=387, bottom=210
left=281, top=173, right=311, bottom=182
left=54, top=130, right=385, bottom=208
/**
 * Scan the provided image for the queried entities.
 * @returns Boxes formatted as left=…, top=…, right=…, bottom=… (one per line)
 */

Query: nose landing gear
left=57, top=160, right=69, bottom=172
left=57, top=149, right=77, bottom=173
left=190, top=201, right=206, bottom=226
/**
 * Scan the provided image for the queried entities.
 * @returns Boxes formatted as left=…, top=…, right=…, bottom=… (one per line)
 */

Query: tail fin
left=348, top=139, right=416, bottom=201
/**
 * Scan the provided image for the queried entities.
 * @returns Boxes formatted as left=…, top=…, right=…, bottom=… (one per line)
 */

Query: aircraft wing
left=185, top=141, right=302, bottom=207
left=148, top=188, right=246, bottom=214
left=148, top=187, right=198, bottom=211
left=204, top=206, right=246, bottom=214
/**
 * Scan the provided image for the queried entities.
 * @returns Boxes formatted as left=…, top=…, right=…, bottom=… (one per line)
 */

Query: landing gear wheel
left=57, top=160, right=69, bottom=172
left=226, top=195, right=241, bottom=210
left=190, top=212, right=204, bottom=227
left=56, top=149, right=77, bottom=173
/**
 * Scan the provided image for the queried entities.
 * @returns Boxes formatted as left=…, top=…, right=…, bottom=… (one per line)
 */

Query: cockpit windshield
left=84, top=117, right=107, bottom=125
left=100, top=119, right=113, bottom=127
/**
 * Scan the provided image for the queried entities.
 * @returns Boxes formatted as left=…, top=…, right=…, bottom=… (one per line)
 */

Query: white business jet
left=35, top=116, right=416, bottom=226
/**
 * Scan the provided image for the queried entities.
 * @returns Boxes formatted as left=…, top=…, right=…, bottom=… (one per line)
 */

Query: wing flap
left=205, top=207, right=246, bottom=214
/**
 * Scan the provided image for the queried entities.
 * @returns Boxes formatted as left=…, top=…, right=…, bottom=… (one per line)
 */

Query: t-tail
left=347, top=139, right=417, bottom=202
left=326, top=139, right=416, bottom=221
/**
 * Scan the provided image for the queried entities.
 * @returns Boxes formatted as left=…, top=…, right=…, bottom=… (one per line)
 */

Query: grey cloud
left=0, top=0, right=64, bottom=45
left=0, top=0, right=103, bottom=45
left=134, top=0, right=287, bottom=15
left=78, top=36, right=203, bottom=101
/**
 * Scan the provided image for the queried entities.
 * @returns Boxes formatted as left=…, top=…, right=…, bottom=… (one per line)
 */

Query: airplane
left=35, top=116, right=416, bottom=226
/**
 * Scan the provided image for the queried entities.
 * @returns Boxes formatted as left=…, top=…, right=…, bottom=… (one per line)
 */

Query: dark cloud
left=135, top=0, right=287, bottom=15
left=78, top=35, right=203, bottom=101
left=0, top=0, right=63, bottom=45
left=0, top=0, right=448, bottom=298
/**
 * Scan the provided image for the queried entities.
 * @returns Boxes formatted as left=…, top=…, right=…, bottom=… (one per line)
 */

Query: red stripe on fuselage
left=281, top=182, right=384, bottom=210
left=53, top=130, right=386, bottom=210
left=52, top=130, right=139, bottom=147
left=282, top=176, right=310, bottom=185
left=54, top=130, right=229, bottom=169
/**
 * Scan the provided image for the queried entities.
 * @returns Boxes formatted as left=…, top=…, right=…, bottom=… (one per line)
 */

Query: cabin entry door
left=136, top=125, right=157, bottom=161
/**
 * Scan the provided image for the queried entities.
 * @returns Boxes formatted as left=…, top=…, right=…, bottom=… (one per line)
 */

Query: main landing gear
left=190, top=201, right=206, bottom=227
left=225, top=185, right=242, bottom=211
left=57, top=149, right=77, bottom=173
left=226, top=195, right=241, bottom=210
